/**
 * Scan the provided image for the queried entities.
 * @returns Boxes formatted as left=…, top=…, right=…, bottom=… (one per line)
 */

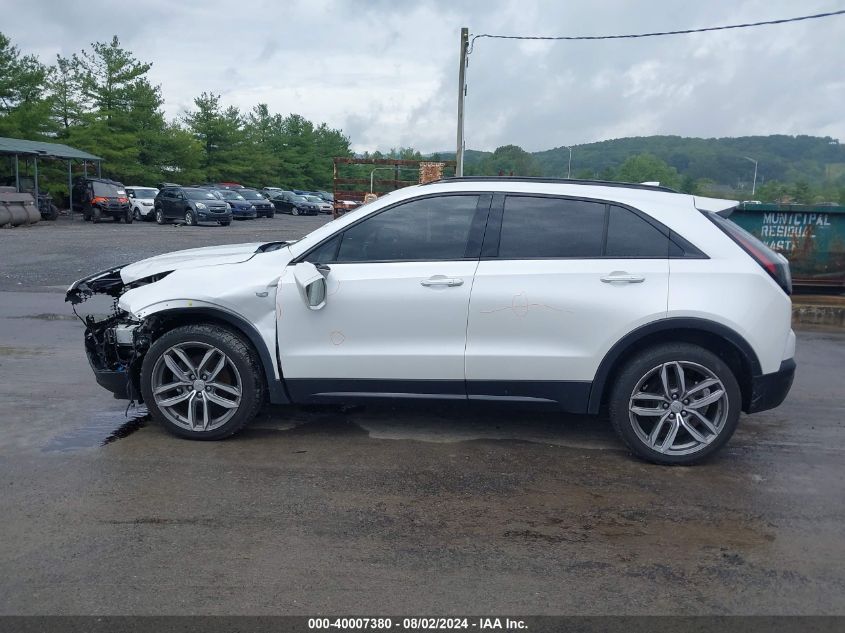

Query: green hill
left=437, top=135, right=845, bottom=190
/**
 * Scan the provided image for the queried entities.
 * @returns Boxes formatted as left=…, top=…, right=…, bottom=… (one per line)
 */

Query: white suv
left=66, top=178, right=796, bottom=464
left=125, top=186, right=159, bottom=221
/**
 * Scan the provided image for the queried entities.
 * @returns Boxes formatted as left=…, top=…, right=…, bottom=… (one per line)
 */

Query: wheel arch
left=588, top=318, right=761, bottom=415
left=141, top=307, right=289, bottom=404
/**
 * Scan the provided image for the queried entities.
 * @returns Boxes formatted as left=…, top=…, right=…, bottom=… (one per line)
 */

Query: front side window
left=326, top=195, right=479, bottom=263
left=498, top=196, right=605, bottom=258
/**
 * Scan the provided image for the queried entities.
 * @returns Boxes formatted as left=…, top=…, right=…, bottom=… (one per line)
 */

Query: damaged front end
left=66, top=267, right=168, bottom=401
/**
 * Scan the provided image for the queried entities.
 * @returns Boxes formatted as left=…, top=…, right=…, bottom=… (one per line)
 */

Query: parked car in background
left=303, top=194, right=333, bottom=214
left=238, top=189, right=275, bottom=217
left=68, top=178, right=795, bottom=464
left=154, top=186, right=231, bottom=226
left=270, top=191, right=321, bottom=215
left=215, top=182, right=244, bottom=190
left=213, top=189, right=257, bottom=220
left=72, top=177, right=132, bottom=223
left=260, top=187, right=285, bottom=198
left=314, top=191, right=334, bottom=202
left=125, top=186, right=159, bottom=221
left=156, top=182, right=181, bottom=190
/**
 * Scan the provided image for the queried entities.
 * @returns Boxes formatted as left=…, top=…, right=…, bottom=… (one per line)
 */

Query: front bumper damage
left=66, top=267, right=164, bottom=400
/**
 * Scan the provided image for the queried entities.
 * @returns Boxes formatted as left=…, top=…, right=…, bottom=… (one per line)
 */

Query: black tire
left=608, top=343, right=741, bottom=465
left=155, top=207, right=165, bottom=225
left=124, top=209, right=133, bottom=224
left=92, top=207, right=102, bottom=224
left=219, top=220, right=231, bottom=226
left=140, top=324, right=265, bottom=440
left=133, top=207, right=142, bottom=221
left=291, top=206, right=300, bottom=216
left=42, top=203, right=59, bottom=221
left=267, top=210, right=275, bottom=218
left=184, top=209, right=196, bottom=226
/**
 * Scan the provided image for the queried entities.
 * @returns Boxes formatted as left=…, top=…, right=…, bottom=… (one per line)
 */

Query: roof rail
left=422, top=176, right=679, bottom=193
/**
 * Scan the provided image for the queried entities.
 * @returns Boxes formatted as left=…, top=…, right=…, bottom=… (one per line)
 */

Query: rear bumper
left=746, top=358, right=796, bottom=413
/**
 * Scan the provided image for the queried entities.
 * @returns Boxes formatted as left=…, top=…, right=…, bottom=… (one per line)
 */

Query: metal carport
left=0, top=137, right=102, bottom=216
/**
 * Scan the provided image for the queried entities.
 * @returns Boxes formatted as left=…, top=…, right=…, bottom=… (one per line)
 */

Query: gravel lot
left=0, top=217, right=843, bottom=615
left=0, top=213, right=331, bottom=291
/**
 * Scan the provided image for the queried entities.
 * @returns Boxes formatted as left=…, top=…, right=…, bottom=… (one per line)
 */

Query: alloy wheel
left=185, top=211, right=194, bottom=225
left=628, top=361, right=729, bottom=456
left=150, top=341, right=242, bottom=432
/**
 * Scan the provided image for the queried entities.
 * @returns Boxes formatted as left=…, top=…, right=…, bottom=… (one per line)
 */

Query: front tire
left=133, top=207, right=142, bottom=221
left=140, top=324, right=265, bottom=440
left=185, top=210, right=196, bottom=226
left=291, top=206, right=300, bottom=216
left=608, top=343, right=741, bottom=465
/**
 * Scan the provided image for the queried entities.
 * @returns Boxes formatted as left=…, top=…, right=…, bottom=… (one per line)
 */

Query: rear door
left=464, top=194, right=670, bottom=411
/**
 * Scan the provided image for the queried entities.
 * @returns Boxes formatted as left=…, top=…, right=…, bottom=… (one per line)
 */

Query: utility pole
left=456, top=27, right=469, bottom=177
left=565, top=146, right=573, bottom=178
left=743, top=156, right=758, bottom=196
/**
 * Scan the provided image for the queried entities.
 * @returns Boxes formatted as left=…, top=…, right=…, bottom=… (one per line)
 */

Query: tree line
left=0, top=32, right=351, bottom=195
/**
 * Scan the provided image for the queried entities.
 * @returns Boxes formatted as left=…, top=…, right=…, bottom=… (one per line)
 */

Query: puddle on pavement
left=11, top=313, right=77, bottom=321
left=42, top=407, right=149, bottom=452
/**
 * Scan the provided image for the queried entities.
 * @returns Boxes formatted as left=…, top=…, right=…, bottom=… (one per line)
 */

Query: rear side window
left=335, top=195, right=479, bottom=262
left=499, top=196, right=605, bottom=258
left=605, top=205, right=670, bottom=257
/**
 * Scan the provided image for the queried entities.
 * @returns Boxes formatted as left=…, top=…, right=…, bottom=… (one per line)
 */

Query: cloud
left=3, top=0, right=844, bottom=152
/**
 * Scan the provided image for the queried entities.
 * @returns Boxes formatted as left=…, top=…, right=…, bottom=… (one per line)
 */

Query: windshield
left=220, top=190, right=245, bottom=200
left=131, top=188, right=157, bottom=198
left=92, top=182, right=122, bottom=197
left=304, top=195, right=323, bottom=202
left=239, top=190, right=264, bottom=200
left=291, top=195, right=308, bottom=202
left=185, top=189, right=218, bottom=200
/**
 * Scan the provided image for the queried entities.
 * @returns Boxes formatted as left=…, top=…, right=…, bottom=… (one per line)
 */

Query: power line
left=467, top=9, right=845, bottom=54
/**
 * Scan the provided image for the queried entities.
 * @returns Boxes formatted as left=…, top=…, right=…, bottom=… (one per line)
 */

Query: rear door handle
left=420, top=275, right=464, bottom=287
left=601, top=272, right=645, bottom=284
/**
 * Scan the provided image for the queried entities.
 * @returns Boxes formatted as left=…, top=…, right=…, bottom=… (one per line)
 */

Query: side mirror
left=293, top=262, right=328, bottom=310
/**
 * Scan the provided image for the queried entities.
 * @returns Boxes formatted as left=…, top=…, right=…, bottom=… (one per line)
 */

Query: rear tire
left=155, top=208, right=165, bottom=224
left=124, top=209, right=133, bottom=224
left=133, top=208, right=142, bottom=221
left=140, top=324, right=265, bottom=440
left=608, top=343, right=741, bottom=465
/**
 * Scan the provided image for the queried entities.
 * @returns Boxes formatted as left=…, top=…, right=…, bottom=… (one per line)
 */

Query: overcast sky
left=3, top=0, right=844, bottom=153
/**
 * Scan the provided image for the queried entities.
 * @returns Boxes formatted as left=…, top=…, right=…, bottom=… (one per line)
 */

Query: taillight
left=707, top=212, right=792, bottom=295
left=118, top=197, right=128, bottom=203
left=91, top=196, right=107, bottom=205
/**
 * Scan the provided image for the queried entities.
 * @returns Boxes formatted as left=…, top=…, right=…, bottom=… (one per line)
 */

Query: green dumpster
left=729, top=203, right=845, bottom=289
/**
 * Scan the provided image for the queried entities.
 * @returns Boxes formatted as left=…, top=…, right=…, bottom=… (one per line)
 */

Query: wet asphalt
left=0, top=217, right=843, bottom=615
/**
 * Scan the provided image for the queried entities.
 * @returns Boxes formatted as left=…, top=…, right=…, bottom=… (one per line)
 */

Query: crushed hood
left=119, top=242, right=266, bottom=283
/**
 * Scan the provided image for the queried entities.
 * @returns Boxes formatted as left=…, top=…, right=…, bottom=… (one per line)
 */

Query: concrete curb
left=792, top=296, right=845, bottom=329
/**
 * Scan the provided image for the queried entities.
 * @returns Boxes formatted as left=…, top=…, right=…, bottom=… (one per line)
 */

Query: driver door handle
left=420, top=275, right=464, bottom=287
left=601, top=272, right=645, bottom=284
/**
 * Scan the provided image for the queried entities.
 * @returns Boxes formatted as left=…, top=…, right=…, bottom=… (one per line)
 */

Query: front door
left=277, top=193, right=489, bottom=402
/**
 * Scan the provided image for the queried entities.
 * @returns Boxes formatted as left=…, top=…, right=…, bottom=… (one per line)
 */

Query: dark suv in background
left=154, top=186, right=231, bottom=226
left=72, top=177, right=132, bottom=223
